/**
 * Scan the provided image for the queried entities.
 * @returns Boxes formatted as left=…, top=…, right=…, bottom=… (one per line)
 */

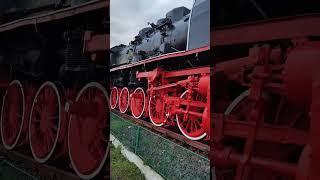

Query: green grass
left=111, top=145, right=145, bottom=180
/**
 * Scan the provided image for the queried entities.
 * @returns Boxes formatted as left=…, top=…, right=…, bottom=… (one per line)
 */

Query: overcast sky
left=110, top=0, right=193, bottom=47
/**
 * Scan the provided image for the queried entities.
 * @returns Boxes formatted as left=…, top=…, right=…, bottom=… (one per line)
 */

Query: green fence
left=0, top=160, right=38, bottom=180
left=110, top=113, right=210, bottom=180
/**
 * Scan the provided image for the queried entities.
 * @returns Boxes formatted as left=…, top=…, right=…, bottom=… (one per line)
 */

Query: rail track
left=111, top=109, right=209, bottom=157
left=0, top=143, right=110, bottom=180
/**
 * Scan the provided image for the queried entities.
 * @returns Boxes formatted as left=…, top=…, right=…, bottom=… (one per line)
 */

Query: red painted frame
left=110, top=46, right=210, bottom=72
left=211, top=14, right=320, bottom=180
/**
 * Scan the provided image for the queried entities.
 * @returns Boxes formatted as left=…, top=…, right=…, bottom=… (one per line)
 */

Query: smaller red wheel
left=110, top=87, right=118, bottom=110
left=176, top=90, right=207, bottom=140
left=119, top=87, right=130, bottom=113
left=148, top=95, right=166, bottom=126
left=1, top=80, right=25, bottom=150
left=130, top=87, right=145, bottom=119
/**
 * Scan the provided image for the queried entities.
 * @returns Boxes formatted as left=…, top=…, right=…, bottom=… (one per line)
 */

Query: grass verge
left=111, top=145, right=145, bottom=180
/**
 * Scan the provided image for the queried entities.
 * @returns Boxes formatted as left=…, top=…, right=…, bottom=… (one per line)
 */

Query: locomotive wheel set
left=0, top=0, right=110, bottom=179
left=110, top=52, right=211, bottom=141
left=110, top=0, right=211, bottom=141
left=211, top=1, right=320, bottom=179
left=1, top=80, right=109, bottom=178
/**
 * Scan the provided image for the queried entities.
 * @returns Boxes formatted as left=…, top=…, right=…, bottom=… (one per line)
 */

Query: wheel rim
left=224, top=89, right=250, bottom=115
left=130, top=87, right=145, bottom=119
left=119, top=87, right=129, bottom=113
left=110, top=87, right=118, bottom=110
left=176, top=90, right=207, bottom=140
left=148, top=95, right=165, bottom=126
left=1, top=80, right=25, bottom=150
left=68, top=82, right=109, bottom=179
left=29, top=82, right=61, bottom=163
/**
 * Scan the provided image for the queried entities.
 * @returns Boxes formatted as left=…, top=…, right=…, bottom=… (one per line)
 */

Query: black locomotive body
left=110, top=0, right=210, bottom=67
left=0, top=0, right=92, bottom=23
left=0, top=0, right=108, bottom=88
left=110, top=6, right=190, bottom=67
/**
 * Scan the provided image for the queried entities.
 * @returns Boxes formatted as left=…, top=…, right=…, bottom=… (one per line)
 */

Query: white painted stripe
left=110, top=134, right=164, bottom=180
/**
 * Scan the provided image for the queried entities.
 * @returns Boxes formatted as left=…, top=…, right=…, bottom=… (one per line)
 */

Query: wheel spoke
left=48, top=115, right=59, bottom=120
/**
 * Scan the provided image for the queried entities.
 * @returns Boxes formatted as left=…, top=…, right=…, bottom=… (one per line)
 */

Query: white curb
left=110, top=134, right=164, bottom=180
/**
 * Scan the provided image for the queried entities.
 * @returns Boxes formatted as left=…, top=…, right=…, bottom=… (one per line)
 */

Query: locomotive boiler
left=211, top=0, right=320, bottom=179
left=110, top=0, right=211, bottom=141
left=111, top=6, right=190, bottom=66
left=0, top=0, right=109, bottom=179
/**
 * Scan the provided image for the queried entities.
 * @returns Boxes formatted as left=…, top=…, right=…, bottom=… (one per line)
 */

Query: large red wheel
left=110, top=87, right=118, bottom=110
left=119, top=87, right=130, bottom=113
left=130, top=87, right=145, bottom=119
left=1, top=80, right=25, bottom=150
left=222, top=89, right=301, bottom=179
left=176, top=90, right=207, bottom=140
left=29, top=82, right=62, bottom=163
left=148, top=94, right=166, bottom=126
left=68, top=82, right=109, bottom=179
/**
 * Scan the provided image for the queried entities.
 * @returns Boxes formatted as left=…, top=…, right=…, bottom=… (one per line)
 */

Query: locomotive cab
left=187, top=0, right=210, bottom=50
left=166, top=6, right=190, bottom=23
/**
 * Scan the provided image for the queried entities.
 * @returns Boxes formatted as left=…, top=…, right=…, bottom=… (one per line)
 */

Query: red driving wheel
left=1, top=80, right=25, bottom=150
left=29, top=82, right=62, bottom=163
left=176, top=90, right=207, bottom=140
left=68, top=82, right=109, bottom=179
left=130, top=87, right=146, bottom=118
left=110, top=87, right=118, bottom=110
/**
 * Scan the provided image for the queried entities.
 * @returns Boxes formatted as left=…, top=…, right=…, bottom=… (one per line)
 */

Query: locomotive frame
left=211, top=13, right=320, bottom=180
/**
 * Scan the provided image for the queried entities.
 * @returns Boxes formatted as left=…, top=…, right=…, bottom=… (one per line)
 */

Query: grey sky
left=110, top=0, right=193, bottom=47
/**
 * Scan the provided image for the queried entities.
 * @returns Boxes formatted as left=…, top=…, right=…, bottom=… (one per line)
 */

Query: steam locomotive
left=111, top=0, right=209, bottom=67
left=0, top=0, right=109, bottom=179
left=110, top=0, right=211, bottom=141
left=111, top=6, right=190, bottom=66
